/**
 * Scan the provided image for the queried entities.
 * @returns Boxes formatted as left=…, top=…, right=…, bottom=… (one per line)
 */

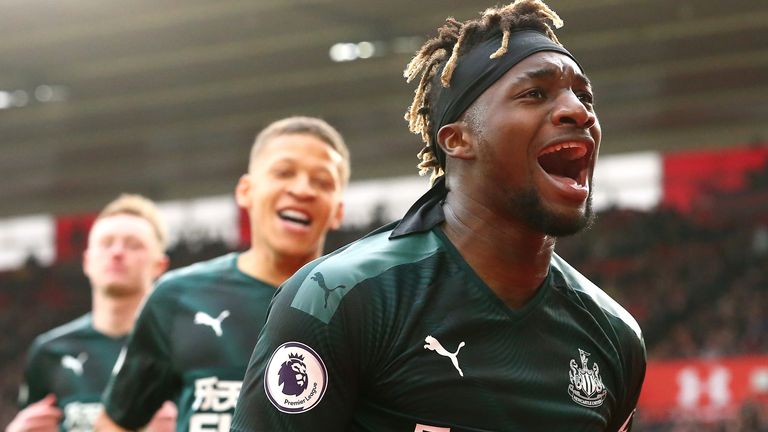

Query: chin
left=275, top=243, right=321, bottom=260
left=512, top=189, right=595, bottom=237
left=541, top=210, right=594, bottom=237
left=102, top=283, right=142, bottom=298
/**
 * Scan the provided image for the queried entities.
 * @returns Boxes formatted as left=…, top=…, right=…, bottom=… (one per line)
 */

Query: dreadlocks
left=404, top=0, right=565, bottom=181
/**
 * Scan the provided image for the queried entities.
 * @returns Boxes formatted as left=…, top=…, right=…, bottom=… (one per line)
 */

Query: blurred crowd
left=2, top=170, right=767, bottom=430
left=556, top=167, right=768, bottom=431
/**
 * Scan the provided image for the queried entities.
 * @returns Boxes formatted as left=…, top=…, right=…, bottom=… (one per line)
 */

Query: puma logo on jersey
left=423, top=336, right=465, bottom=377
left=61, top=352, right=88, bottom=376
left=310, top=272, right=346, bottom=308
left=194, top=310, right=230, bottom=337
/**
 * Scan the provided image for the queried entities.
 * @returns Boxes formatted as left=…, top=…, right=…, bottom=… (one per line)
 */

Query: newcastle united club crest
left=568, top=349, right=607, bottom=408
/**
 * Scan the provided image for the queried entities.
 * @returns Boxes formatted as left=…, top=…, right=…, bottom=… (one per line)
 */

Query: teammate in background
left=231, top=1, right=646, bottom=431
left=95, top=117, right=349, bottom=432
left=6, top=194, right=176, bottom=432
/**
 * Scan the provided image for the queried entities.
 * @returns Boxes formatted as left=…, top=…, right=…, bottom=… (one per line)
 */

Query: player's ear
left=437, top=122, right=476, bottom=161
left=153, top=254, right=170, bottom=280
left=82, top=249, right=91, bottom=278
left=235, top=174, right=252, bottom=209
left=329, top=201, right=344, bottom=230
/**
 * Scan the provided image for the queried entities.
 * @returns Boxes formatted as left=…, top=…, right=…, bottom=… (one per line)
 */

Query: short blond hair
left=96, top=194, right=167, bottom=251
left=249, top=116, right=351, bottom=186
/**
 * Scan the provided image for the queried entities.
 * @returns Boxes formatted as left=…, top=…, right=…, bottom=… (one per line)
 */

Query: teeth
left=539, top=143, right=587, bottom=160
left=279, top=210, right=310, bottom=224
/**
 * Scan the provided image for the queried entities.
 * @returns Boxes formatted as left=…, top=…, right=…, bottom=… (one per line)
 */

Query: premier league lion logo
left=266, top=342, right=328, bottom=413
left=277, top=353, right=309, bottom=396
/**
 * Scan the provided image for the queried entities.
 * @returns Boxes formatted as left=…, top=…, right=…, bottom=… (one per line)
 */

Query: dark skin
left=437, top=51, right=601, bottom=309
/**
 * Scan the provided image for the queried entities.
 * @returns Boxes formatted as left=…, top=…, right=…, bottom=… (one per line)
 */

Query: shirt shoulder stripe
left=32, top=313, right=92, bottom=348
left=290, top=229, right=440, bottom=323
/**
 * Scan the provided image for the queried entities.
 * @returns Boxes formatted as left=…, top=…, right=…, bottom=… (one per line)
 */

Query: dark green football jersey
left=232, top=192, right=646, bottom=432
left=102, top=253, right=275, bottom=432
left=20, top=313, right=127, bottom=432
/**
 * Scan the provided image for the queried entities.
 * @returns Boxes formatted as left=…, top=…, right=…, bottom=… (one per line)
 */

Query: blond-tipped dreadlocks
left=404, top=0, right=564, bottom=182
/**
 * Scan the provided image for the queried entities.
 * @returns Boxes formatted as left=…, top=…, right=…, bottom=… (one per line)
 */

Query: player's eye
left=576, top=90, right=595, bottom=107
left=522, top=88, right=545, bottom=99
left=274, top=168, right=294, bottom=178
left=124, top=238, right=144, bottom=250
left=271, top=163, right=296, bottom=179
left=312, top=176, right=335, bottom=192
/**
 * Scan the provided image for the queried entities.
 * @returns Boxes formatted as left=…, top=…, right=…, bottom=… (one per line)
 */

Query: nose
left=287, top=173, right=317, bottom=200
left=107, top=241, right=126, bottom=257
left=551, top=90, right=596, bottom=129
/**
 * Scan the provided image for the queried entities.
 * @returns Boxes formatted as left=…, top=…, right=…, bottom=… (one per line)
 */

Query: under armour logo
left=424, top=336, right=465, bottom=377
left=310, top=272, right=346, bottom=308
left=678, top=366, right=731, bottom=409
left=61, top=352, right=88, bottom=376
left=194, top=310, right=230, bottom=337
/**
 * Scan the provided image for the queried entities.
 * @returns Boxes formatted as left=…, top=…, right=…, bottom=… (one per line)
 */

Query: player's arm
left=93, top=410, right=129, bottom=432
left=7, top=340, right=63, bottom=432
left=18, top=337, right=53, bottom=409
left=231, top=270, right=367, bottom=431
left=94, top=401, right=176, bottom=432
left=5, top=395, right=62, bottom=432
left=100, top=286, right=181, bottom=430
left=614, top=334, right=647, bottom=432
left=143, top=401, right=177, bottom=432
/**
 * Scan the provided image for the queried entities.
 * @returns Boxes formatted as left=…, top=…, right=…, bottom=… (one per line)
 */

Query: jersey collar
left=390, top=176, right=447, bottom=239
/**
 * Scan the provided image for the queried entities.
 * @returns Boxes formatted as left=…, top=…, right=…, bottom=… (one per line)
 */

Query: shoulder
left=285, top=227, right=443, bottom=324
left=551, top=254, right=643, bottom=344
left=153, top=252, right=238, bottom=295
left=307, top=226, right=441, bottom=285
left=29, top=313, right=93, bottom=354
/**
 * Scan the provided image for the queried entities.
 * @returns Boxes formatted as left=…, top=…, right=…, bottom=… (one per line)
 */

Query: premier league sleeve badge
left=264, top=342, right=328, bottom=413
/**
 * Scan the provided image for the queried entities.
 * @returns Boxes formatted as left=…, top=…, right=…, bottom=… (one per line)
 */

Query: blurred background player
left=6, top=194, right=176, bottom=432
left=95, top=116, right=349, bottom=432
left=231, top=1, right=644, bottom=430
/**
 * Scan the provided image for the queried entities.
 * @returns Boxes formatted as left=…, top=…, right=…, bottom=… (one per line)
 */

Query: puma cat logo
left=194, top=310, right=230, bottom=337
left=61, top=352, right=88, bottom=376
left=424, top=336, right=466, bottom=377
left=311, top=272, right=346, bottom=308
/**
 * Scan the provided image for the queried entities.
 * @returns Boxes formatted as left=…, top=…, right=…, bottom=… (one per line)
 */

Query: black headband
left=429, top=29, right=581, bottom=167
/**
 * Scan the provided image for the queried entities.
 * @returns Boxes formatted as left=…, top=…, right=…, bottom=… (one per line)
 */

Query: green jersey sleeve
left=102, top=283, right=181, bottom=429
left=233, top=256, right=378, bottom=431
left=19, top=339, right=52, bottom=407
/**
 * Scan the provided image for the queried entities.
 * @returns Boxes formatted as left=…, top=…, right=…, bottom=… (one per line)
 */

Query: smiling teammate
left=231, top=2, right=646, bottom=431
left=95, top=117, right=349, bottom=432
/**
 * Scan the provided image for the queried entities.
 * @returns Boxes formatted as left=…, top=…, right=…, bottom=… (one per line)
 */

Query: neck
left=237, top=247, right=318, bottom=288
left=91, top=289, right=145, bottom=337
left=442, top=189, right=555, bottom=309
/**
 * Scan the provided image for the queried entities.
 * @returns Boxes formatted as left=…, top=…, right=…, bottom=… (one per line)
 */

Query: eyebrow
left=272, top=157, right=337, bottom=176
left=524, top=65, right=592, bottom=87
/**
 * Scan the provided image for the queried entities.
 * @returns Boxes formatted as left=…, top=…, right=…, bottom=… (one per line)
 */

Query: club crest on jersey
left=265, top=342, right=327, bottom=414
left=568, top=349, right=607, bottom=407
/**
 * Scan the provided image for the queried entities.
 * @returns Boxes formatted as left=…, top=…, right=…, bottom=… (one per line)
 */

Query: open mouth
left=278, top=209, right=312, bottom=226
left=537, top=142, right=591, bottom=186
